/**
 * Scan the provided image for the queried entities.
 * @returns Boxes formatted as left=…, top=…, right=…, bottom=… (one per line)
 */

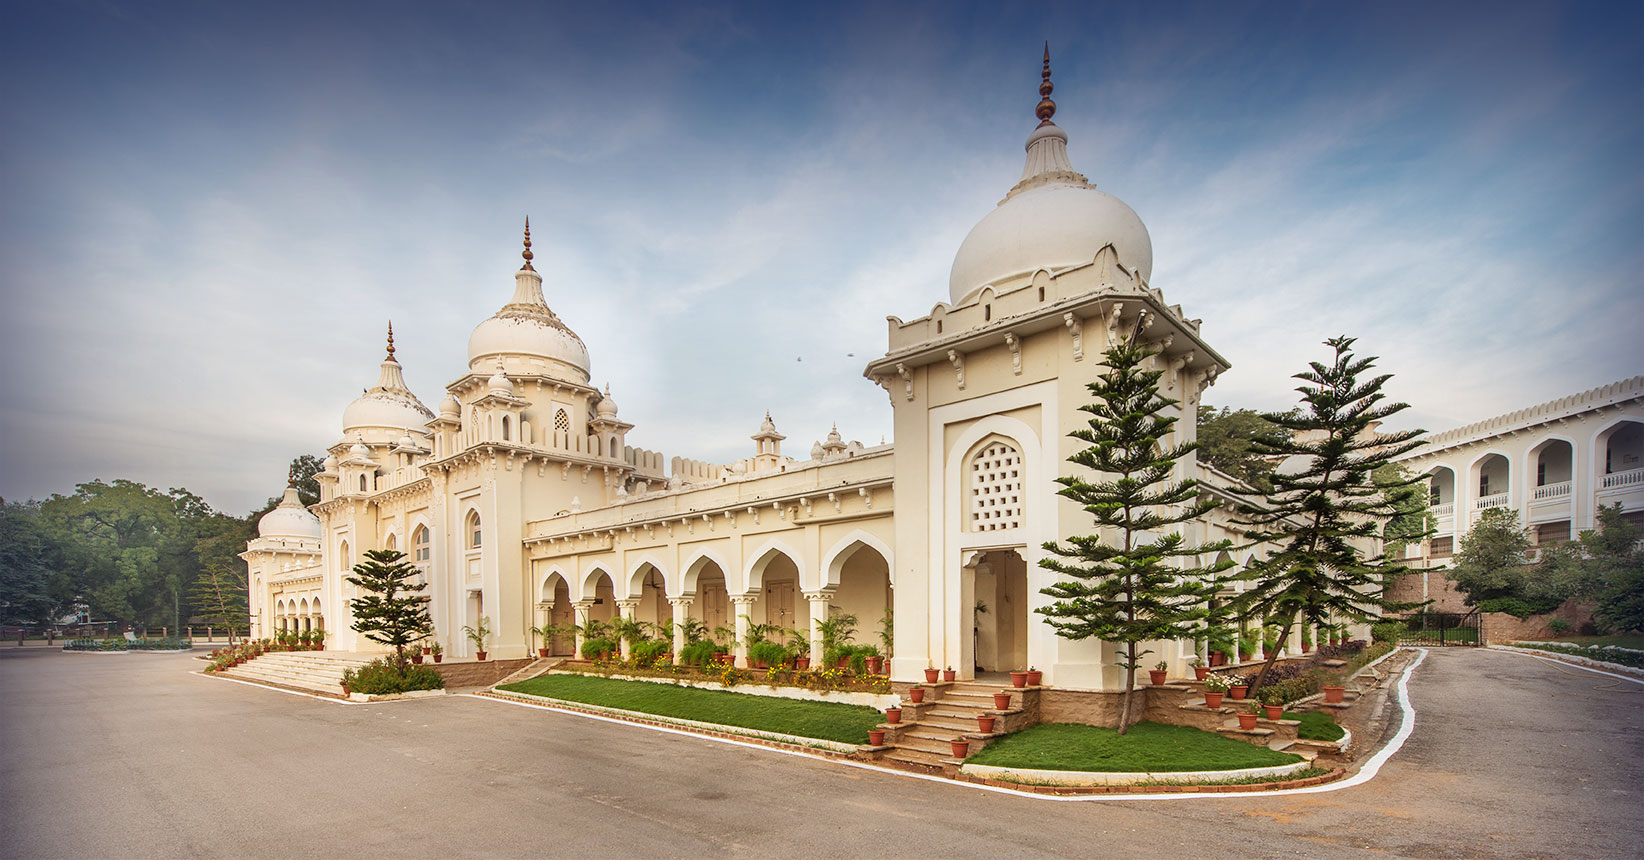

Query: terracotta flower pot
left=1204, top=692, right=1225, bottom=709
left=837, top=658, right=849, bottom=669
left=1010, top=671, right=1028, bottom=688
left=993, top=692, right=1013, bottom=710
left=924, top=669, right=940, bottom=683
left=1194, top=666, right=1210, bottom=681
left=1148, top=670, right=1168, bottom=686
left=538, top=648, right=549, bottom=658
left=1229, top=684, right=1248, bottom=700
left=423, top=646, right=431, bottom=654
left=795, top=657, right=810, bottom=670
left=341, top=685, right=350, bottom=697
left=1323, top=685, right=1345, bottom=703
left=909, top=687, right=925, bottom=703
left=949, top=739, right=969, bottom=758
left=885, top=707, right=902, bottom=724
left=1209, top=651, right=1227, bottom=667
left=1264, top=704, right=1284, bottom=720
left=1237, top=712, right=1259, bottom=730
left=433, top=655, right=442, bottom=663
left=1026, top=670, right=1043, bottom=686
left=476, top=651, right=488, bottom=661
left=977, top=715, right=996, bottom=733
left=867, top=656, right=883, bottom=674
left=942, top=669, right=956, bottom=682
left=412, top=654, right=423, bottom=664
left=868, top=729, right=886, bottom=746
left=1301, top=643, right=1312, bottom=653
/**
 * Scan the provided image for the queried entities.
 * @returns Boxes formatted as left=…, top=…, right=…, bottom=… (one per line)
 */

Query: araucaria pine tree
left=1233, top=336, right=1424, bottom=692
left=346, top=548, right=433, bottom=674
left=1038, top=341, right=1232, bottom=734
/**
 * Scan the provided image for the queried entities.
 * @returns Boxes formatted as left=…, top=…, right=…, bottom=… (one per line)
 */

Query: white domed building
left=242, top=52, right=1360, bottom=696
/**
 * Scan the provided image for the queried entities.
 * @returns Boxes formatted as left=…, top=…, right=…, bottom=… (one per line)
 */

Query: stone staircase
left=219, top=651, right=378, bottom=697
left=875, top=681, right=1035, bottom=773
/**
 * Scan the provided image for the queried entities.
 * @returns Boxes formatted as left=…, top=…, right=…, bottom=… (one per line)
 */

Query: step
left=915, top=713, right=992, bottom=732
left=1216, top=725, right=1275, bottom=739
left=882, top=749, right=947, bottom=772
left=894, top=735, right=966, bottom=756
left=1269, top=741, right=1320, bottom=760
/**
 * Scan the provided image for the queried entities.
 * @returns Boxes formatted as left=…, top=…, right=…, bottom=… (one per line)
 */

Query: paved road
left=1, top=647, right=1638, bottom=859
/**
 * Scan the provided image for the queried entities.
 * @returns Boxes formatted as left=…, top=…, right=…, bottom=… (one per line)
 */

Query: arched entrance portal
left=540, top=575, right=574, bottom=655
left=968, top=549, right=1028, bottom=675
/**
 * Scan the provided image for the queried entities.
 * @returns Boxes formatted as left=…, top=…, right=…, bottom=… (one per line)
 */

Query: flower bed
left=563, top=656, right=893, bottom=695
left=64, top=637, right=191, bottom=652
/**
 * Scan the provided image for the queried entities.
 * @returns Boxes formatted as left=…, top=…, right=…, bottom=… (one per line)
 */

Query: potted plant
left=976, top=714, right=997, bottom=733
left=924, top=665, right=940, bottom=683
left=430, top=640, right=443, bottom=663
left=1009, top=669, right=1028, bottom=688
left=949, top=738, right=969, bottom=758
left=885, top=706, right=902, bottom=724
left=1323, top=684, right=1346, bottom=703
left=411, top=639, right=425, bottom=664
left=1025, top=667, right=1043, bottom=686
left=866, top=655, right=884, bottom=674
left=1237, top=702, right=1260, bottom=730
left=992, top=691, right=1013, bottom=710
left=529, top=625, right=552, bottom=658
left=868, top=729, right=886, bottom=746
left=1148, top=660, right=1169, bottom=686
left=1190, top=656, right=1209, bottom=681
left=908, top=686, right=926, bottom=703
left=942, top=666, right=956, bottom=683
left=1202, top=672, right=1234, bottom=709
left=1258, top=687, right=1286, bottom=720
left=464, top=616, right=492, bottom=661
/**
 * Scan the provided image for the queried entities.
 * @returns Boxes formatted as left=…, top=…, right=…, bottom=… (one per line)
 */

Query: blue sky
left=2, top=1, right=1640, bottom=514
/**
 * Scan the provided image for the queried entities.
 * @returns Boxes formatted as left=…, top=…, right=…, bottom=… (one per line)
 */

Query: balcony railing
left=1474, top=493, right=1510, bottom=510
left=1532, top=481, right=1572, bottom=501
left=1432, top=502, right=1455, bottom=518
left=1600, top=467, right=1644, bottom=491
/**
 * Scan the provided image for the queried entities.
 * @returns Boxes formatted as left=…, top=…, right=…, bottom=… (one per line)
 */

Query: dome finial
left=521, top=217, right=535, bottom=271
left=1036, top=42, right=1056, bottom=125
left=287, top=464, right=298, bottom=487
left=386, top=321, right=396, bottom=360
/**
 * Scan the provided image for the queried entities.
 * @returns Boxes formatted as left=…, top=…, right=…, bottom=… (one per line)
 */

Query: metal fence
left=1390, top=611, right=1482, bottom=646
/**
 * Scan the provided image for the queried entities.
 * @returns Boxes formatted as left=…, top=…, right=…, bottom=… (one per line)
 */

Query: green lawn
left=1544, top=634, right=1644, bottom=650
left=497, top=674, right=882, bottom=744
left=1284, top=710, right=1345, bottom=742
left=964, top=722, right=1303, bottom=773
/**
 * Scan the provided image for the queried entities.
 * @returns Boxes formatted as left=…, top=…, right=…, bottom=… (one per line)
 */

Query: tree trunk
left=1248, top=621, right=1294, bottom=692
left=1117, top=642, right=1136, bottom=735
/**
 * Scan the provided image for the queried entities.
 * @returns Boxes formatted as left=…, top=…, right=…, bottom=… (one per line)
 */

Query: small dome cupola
left=596, top=384, right=619, bottom=418
left=948, top=45, right=1153, bottom=304
left=486, top=360, right=516, bottom=397
left=439, top=393, right=460, bottom=419
left=342, top=323, right=437, bottom=435
left=467, top=219, right=591, bottom=383
left=257, top=474, right=321, bottom=539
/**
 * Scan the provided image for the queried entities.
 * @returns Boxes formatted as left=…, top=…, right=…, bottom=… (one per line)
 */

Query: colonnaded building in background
left=243, top=56, right=1347, bottom=687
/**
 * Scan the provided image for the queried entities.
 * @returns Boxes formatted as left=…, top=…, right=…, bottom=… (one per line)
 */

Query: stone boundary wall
left=434, top=658, right=535, bottom=688
left=1480, top=600, right=1595, bottom=644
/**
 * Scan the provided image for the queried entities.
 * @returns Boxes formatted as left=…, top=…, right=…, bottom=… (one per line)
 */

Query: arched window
left=502, top=415, right=511, bottom=441
left=339, top=540, right=351, bottom=573
left=358, top=474, right=368, bottom=493
left=466, top=511, right=482, bottom=549
left=554, top=409, right=570, bottom=433
left=968, top=439, right=1023, bottom=532
left=384, top=533, right=397, bottom=552
left=610, top=437, right=619, bottom=457
left=413, top=525, right=430, bottom=562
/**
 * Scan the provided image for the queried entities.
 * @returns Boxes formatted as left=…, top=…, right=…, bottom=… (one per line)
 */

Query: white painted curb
left=1488, top=645, right=1644, bottom=681
left=959, top=759, right=1311, bottom=786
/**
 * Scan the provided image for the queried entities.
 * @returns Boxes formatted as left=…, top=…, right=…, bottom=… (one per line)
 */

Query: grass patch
left=1284, top=710, right=1345, bottom=742
left=1509, top=642, right=1644, bottom=670
left=498, top=674, right=881, bottom=744
left=965, top=722, right=1303, bottom=773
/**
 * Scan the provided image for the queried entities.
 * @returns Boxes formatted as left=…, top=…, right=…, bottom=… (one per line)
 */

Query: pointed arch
left=578, top=564, right=617, bottom=602
left=539, top=569, right=571, bottom=603
left=743, top=538, right=806, bottom=595
left=626, top=555, right=670, bottom=598
left=680, top=549, right=731, bottom=597
left=819, top=529, right=895, bottom=591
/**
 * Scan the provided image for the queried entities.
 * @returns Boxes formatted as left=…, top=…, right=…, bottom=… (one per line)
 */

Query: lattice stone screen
left=969, top=440, right=1023, bottom=531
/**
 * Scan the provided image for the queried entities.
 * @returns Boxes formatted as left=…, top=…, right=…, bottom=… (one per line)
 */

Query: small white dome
left=321, top=454, right=338, bottom=472
left=439, top=393, right=460, bottom=418
left=487, top=361, right=515, bottom=397
left=348, top=437, right=371, bottom=459
left=258, top=487, right=321, bottom=539
left=343, top=351, right=435, bottom=435
left=596, top=385, right=618, bottom=418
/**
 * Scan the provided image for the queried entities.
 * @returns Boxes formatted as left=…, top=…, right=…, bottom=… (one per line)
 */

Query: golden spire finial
left=386, top=321, right=396, bottom=360
left=1036, top=42, right=1057, bottom=125
left=521, top=217, right=535, bottom=271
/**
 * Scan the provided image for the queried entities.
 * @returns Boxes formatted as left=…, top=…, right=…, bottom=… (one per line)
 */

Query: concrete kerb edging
left=1488, top=645, right=1644, bottom=681
left=959, top=759, right=1312, bottom=787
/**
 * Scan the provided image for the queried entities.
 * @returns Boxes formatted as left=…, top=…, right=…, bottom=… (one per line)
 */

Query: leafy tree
left=346, top=548, right=432, bottom=673
left=1449, top=507, right=1535, bottom=602
left=189, top=562, right=248, bottom=642
left=1196, top=406, right=1288, bottom=489
left=1038, top=341, right=1231, bottom=734
left=1376, top=463, right=1432, bottom=560
left=1232, top=337, right=1424, bottom=692
left=0, top=500, right=61, bottom=627
left=1543, top=504, right=1644, bottom=632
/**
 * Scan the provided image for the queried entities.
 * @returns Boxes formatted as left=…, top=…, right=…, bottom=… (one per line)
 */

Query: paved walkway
left=0, top=647, right=1638, bottom=859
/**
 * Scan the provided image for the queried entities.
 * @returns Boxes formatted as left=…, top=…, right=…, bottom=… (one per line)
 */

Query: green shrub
left=581, top=637, right=617, bottom=659
left=341, top=658, right=446, bottom=694
left=630, top=639, right=670, bottom=665
left=1548, top=618, right=1574, bottom=636
left=1371, top=622, right=1403, bottom=643
left=678, top=640, right=719, bottom=668
left=748, top=640, right=788, bottom=666
left=1477, top=596, right=1563, bottom=619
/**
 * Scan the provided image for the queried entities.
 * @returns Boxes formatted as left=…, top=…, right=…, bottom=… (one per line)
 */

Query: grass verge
left=497, top=674, right=881, bottom=744
left=1284, top=710, right=1345, bottom=741
left=1540, top=634, right=1644, bottom=651
left=965, top=722, right=1303, bottom=773
left=1508, top=642, right=1644, bottom=670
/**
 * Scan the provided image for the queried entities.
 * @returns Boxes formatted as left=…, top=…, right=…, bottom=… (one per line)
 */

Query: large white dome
left=467, top=225, right=590, bottom=383
left=258, top=487, right=321, bottom=539
left=343, top=357, right=434, bottom=434
left=947, top=56, right=1153, bottom=305
left=949, top=180, right=1152, bottom=305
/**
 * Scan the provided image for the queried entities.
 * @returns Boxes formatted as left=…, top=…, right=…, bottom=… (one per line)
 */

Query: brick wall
left=1480, top=599, right=1596, bottom=644
left=1387, top=570, right=1471, bottom=613
left=432, top=658, right=535, bottom=688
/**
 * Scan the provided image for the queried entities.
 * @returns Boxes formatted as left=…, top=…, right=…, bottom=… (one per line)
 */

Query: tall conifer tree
left=346, top=548, right=433, bottom=673
left=1039, top=340, right=1232, bottom=734
left=1233, top=336, right=1424, bottom=691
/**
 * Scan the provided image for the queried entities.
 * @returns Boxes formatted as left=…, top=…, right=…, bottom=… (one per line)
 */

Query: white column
left=669, top=598, right=693, bottom=663
left=573, top=601, right=593, bottom=658
left=804, top=591, right=833, bottom=665
left=615, top=600, right=640, bottom=659
left=730, top=596, right=757, bottom=668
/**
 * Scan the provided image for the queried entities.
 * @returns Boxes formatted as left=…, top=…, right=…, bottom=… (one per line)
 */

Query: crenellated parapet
left=1407, top=376, right=1643, bottom=458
